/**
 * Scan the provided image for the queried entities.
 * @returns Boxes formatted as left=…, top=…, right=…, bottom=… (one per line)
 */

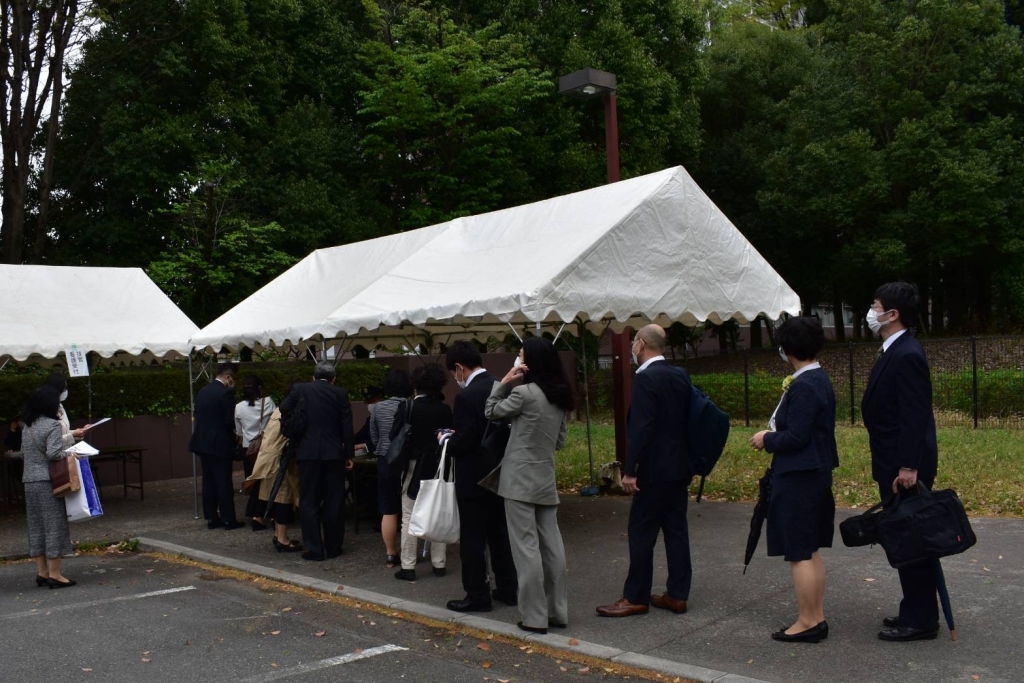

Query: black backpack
left=687, top=384, right=730, bottom=502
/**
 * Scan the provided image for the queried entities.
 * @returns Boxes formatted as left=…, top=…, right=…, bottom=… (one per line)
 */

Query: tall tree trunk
left=832, top=292, right=846, bottom=342
left=750, top=316, right=763, bottom=349
left=930, top=260, right=944, bottom=333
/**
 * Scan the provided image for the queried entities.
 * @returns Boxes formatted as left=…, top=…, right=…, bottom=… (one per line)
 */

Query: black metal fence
left=585, top=336, right=1024, bottom=428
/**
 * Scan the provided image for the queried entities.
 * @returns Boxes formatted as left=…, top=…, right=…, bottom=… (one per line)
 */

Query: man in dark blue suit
left=861, top=282, right=940, bottom=642
left=280, top=361, right=355, bottom=561
left=189, top=362, right=242, bottom=530
left=597, top=324, right=693, bottom=617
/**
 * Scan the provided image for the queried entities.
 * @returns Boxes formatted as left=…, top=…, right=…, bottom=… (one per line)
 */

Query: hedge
left=0, top=361, right=389, bottom=420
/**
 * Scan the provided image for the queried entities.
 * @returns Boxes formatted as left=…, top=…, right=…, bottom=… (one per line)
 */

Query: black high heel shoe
left=273, top=538, right=302, bottom=553
left=35, top=575, right=49, bottom=587
left=47, top=577, right=77, bottom=589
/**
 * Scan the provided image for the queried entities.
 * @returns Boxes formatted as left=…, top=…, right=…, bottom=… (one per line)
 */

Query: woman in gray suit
left=22, top=386, right=77, bottom=588
left=485, top=337, right=574, bottom=634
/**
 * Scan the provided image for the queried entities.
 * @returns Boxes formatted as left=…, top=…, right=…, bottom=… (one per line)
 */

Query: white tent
left=191, top=166, right=800, bottom=352
left=0, top=265, right=198, bottom=365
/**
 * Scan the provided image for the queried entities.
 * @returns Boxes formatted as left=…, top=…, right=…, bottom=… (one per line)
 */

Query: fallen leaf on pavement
left=568, top=638, right=580, bottom=646
left=369, top=622, right=377, bottom=626
left=354, top=648, right=364, bottom=654
left=282, top=607, right=292, bottom=612
left=142, top=652, right=150, bottom=656
left=482, top=662, right=492, bottom=669
left=486, top=634, right=494, bottom=640
left=315, top=631, right=327, bottom=637
left=498, top=679, right=510, bottom=683
left=477, top=642, right=490, bottom=651
left=456, top=640, right=462, bottom=648
left=270, top=631, right=281, bottom=636
left=141, top=659, right=151, bottom=663
left=560, top=666, right=568, bottom=672
left=579, top=667, right=590, bottom=673
left=747, top=659, right=754, bottom=664
left=145, top=569, right=154, bottom=573
left=271, top=663, right=278, bottom=668
left=81, top=668, right=93, bottom=672
left=972, top=676, right=980, bottom=681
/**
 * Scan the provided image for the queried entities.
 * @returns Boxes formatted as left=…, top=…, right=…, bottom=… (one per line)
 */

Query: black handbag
left=839, top=497, right=888, bottom=547
left=875, top=484, right=977, bottom=569
left=480, top=419, right=511, bottom=464
left=385, top=399, right=413, bottom=469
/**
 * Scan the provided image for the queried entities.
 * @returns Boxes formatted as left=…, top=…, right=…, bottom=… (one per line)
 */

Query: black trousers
left=623, top=479, right=692, bottom=605
left=457, top=492, right=518, bottom=603
left=878, top=483, right=939, bottom=630
left=199, top=453, right=237, bottom=524
left=298, top=460, right=346, bottom=558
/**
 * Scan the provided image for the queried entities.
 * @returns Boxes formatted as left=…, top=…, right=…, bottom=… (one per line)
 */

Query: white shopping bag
left=408, top=440, right=460, bottom=544
left=65, top=458, right=103, bottom=522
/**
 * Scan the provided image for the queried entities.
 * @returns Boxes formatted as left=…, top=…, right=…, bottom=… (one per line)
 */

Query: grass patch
left=559, top=421, right=1024, bottom=517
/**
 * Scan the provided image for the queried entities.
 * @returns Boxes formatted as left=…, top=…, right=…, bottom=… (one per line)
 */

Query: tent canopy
left=192, top=166, right=800, bottom=353
left=1, top=265, right=199, bottom=364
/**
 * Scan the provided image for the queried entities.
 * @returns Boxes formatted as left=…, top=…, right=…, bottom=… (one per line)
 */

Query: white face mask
left=454, top=366, right=467, bottom=390
left=866, top=308, right=892, bottom=334
left=778, top=347, right=788, bottom=362
left=630, top=341, right=640, bottom=365
left=513, top=356, right=523, bottom=370
left=60, top=390, right=68, bottom=402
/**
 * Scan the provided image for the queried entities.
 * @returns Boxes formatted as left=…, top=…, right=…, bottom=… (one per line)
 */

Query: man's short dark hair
left=216, top=362, right=238, bottom=377
left=875, top=281, right=920, bottom=330
left=412, top=363, right=448, bottom=397
left=776, top=316, right=825, bottom=361
left=313, top=361, right=336, bottom=381
left=445, top=340, right=482, bottom=371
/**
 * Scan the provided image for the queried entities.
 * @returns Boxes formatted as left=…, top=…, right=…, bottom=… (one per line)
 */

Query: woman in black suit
left=394, top=364, right=453, bottom=581
left=750, top=316, right=839, bottom=644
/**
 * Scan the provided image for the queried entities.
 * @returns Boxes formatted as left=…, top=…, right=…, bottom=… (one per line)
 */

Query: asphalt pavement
left=1, top=476, right=1021, bottom=683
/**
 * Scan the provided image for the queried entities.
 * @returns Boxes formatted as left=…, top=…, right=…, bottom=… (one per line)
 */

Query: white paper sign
left=67, top=441, right=100, bottom=456
left=66, top=345, right=89, bottom=378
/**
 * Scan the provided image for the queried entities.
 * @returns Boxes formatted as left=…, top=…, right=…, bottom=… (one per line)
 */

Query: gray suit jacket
left=484, top=381, right=566, bottom=506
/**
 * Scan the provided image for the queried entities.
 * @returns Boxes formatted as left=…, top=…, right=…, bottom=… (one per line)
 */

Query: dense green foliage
left=0, top=362, right=388, bottom=420
left=3, top=0, right=1023, bottom=334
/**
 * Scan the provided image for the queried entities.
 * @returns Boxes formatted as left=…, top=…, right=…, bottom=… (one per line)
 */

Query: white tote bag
left=65, top=458, right=104, bottom=523
left=408, top=440, right=460, bottom=544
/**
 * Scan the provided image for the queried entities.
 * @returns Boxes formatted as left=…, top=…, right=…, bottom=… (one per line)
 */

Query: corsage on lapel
left=781, top=375, right=794, bottom=393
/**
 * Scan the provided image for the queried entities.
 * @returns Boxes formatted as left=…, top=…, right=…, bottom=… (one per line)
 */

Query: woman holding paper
left=22, top=386, right=77, bottom=588
left=45, top=373, right=90, bottom=448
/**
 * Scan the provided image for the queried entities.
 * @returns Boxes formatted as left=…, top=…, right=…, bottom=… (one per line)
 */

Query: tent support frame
left=189, top=349, right=215, bottom=519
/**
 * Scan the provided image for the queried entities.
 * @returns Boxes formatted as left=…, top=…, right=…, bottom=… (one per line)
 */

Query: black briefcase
left=839, top=498, right=887, bottom=547
left=875, top=484, right=977, bottom=569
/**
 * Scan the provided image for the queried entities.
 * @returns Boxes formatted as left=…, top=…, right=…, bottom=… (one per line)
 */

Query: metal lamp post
left=558, top=68, right=632, bottom=489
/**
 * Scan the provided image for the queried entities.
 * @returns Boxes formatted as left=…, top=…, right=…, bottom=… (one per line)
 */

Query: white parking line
left=1, top=585, right=196, bottom=619
left=240, top=644, right=410, bottom=682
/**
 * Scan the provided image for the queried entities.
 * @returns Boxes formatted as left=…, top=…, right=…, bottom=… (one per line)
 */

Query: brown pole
left=604, top=92, right=630, bottom=463
left=604, top=93, right=620, bottom=183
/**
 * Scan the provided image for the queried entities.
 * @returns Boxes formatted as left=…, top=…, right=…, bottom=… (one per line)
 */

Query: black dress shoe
left=273, top=538, right=302, bottom=553
left=491, top=589, right=517, bottom=606
left=517, top=621, right=547, bottom=635
left=301, top=551, right=326, bottom=562
left=251, top=519, right=268, bottom=531
left=207, top=519, right=224, bottom=529
left=223, top=521, right=245, bottom=531
left=818, top=621, right=829, bottom=639
left=394, top=569, right=417, bottom=581
left=47, top=578, right=77, bottom=589
left=878, top=626, right=939, bottom=642
left=446, top=597, right=492, bottom=613
left=432, top=567, right=447, bottom=578
left=771, top=625, right=822, bottom=643
left=35, top=575, right=49, bottom=588
left=882, top=616, right=900, bottom=628
left=548, top=621, right=568, bottom=629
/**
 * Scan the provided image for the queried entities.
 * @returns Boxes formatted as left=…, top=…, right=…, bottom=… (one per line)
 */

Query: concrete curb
left=138, top=537, right=771, bottom=683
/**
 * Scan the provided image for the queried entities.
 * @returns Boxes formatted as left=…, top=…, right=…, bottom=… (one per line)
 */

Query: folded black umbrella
left=933, top=559, right=958, bottom=641
left=743, top=466, right=772, bottom=574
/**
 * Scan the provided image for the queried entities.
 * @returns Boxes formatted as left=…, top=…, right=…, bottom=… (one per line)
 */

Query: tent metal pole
left=578, top=319, right=598, bottom=497
left=189, top=350, right=199, bottom=520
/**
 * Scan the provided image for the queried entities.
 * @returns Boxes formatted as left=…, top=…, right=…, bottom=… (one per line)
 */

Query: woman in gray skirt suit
left=22, top=386, right=77, bottom=588
left=485, top=337, right=574, bottom=635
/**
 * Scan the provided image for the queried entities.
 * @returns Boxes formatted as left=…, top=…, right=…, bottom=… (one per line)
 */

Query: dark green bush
left=0, top=362, right=389, bottom=420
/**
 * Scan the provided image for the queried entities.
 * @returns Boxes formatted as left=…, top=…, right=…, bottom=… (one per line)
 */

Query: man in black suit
left=861, top=282, right=940, bottom=642
left=280, top=361, right=354, bottom=561
left=189, top=362, right=242, bottom=530
left=440, top=341, right=518, bottom=613
left=597, top=324, right=693, bottom=618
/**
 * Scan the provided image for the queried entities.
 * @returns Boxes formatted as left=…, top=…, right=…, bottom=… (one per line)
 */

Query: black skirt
left=376, top=455, right=402, bottom=515
left=767, top=469, right=835, bottom=562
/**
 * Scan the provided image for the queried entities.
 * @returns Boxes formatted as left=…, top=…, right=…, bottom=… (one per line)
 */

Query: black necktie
left=875, top=346, right=884, bottom=361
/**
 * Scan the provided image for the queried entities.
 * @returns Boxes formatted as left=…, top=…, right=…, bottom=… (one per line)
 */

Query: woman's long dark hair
left=24, top=386, right=60, bottom=427
left=243, top=375, right=263, bottom=407
left=522, top=337, right=576, bottom=412
left=45, top=372, right=67, bottom=393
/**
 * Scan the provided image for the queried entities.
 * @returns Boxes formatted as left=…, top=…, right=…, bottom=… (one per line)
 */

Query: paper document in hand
left=67, top=442, right=100, bottom=456
left=85, top=418, right=111, bottom=429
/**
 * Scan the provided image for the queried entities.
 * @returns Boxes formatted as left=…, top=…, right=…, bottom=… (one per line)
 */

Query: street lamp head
left=558, top=68, right=617, bottom=98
